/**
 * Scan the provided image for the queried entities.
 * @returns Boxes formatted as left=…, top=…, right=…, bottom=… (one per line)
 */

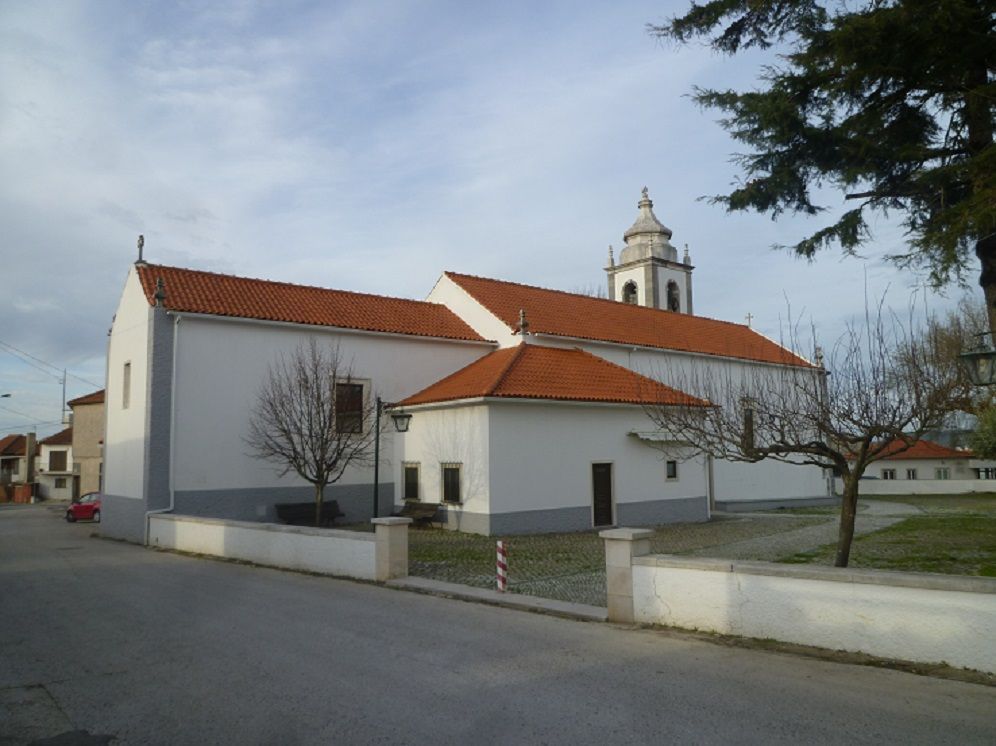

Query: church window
left=665, top=460, right=678, bottom=480
left=666, top=281, right=680, bottom=312
left=622, top=281, right=638, bottom=304
left=335, top=381, right=365, bottom=433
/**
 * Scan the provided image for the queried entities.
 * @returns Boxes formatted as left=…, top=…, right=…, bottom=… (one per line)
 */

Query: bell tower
left=605, top=188, right=693, bottom=313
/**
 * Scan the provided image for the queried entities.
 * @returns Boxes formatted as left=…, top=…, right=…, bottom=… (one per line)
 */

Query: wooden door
left=592, top=463, right=613, bottom=527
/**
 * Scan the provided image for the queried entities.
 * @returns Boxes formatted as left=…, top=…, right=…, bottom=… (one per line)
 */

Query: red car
left=66, top=492, right=101, bottom=523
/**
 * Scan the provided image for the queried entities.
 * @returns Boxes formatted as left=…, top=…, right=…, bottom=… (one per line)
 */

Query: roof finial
left=814, top=345, right=825, bottom=368
left=516, top=308, right=530, bottom=338
left=136, top=234, right=145, bottom=264
left=683, top=243, right=691, bottom=265
left=607, top=244, right=614, bottom=267
left=641, top=186, right=649, bottom=200
left=154, top=277, right=166, bottom=307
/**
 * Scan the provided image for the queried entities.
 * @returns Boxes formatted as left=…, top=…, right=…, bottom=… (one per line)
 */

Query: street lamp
left=372, top=397, right=413, bottom=519
left=960, top=333, right=996, bottom=386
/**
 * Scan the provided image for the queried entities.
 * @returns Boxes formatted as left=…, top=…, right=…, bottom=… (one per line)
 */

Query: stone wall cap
left=632, top=554, right=996, bottom=594
left=372, top=516, right=413, bottom=526
left=599, top=527, right=654, bottom=541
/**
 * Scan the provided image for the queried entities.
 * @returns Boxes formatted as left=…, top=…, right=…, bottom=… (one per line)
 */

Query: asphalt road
left=1, top=505, right=994, bottom=745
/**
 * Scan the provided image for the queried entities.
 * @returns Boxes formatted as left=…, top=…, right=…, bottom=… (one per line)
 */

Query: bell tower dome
left=605, top=188, right=694, bottom=313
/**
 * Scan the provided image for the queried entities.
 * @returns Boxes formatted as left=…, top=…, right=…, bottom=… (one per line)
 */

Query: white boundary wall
left=839, top=477, right=996, bottom=496
left=627, top=554, right=996, bottom=673
left=148, top=514, right=410, bottom=581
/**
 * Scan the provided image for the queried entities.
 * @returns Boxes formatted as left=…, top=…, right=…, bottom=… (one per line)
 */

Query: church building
left=100, top=190, right=830, bottom=543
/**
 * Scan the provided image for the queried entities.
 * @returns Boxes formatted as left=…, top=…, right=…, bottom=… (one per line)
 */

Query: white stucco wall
left=392, top=404, right=491, bottom=513
left=170, top=315, right=491, bottom=493
left=148, top=514, right=378, bottom=579
left=426, top=274, right=513, bottom=347
left=103, top=267, right=151, bottom=499
left=630, top=556, right=996, bottom=673
left=842, top=477, right=996, bottom=496
left=396, top=400, right=706, bottom=526
left=487, top=402, right=706, bottom=516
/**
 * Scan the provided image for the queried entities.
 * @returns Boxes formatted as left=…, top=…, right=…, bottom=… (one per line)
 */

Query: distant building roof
left=68, top=389, right=105, bottom=407
left=398, top=343, right=707, bottom=407
left=0, top=434, right=38, bottom=457
left=135, top=263, right=487, bottom=344
left=874, top=439, right=973, bottom=461
left=40, top=427, right=73, bottom=446
left=444, top=272, right=812, bottom=367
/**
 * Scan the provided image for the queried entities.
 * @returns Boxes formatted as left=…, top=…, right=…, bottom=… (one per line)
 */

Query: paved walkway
left=690, top=500, right=922, bottom=561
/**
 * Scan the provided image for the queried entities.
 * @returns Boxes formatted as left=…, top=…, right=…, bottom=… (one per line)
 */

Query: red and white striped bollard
left=496, top=540, right=508, bottom=592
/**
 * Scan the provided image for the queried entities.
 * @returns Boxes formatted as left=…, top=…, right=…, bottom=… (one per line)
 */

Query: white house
left=101, top=189, right=831, bottom=542
left=36, top=427, right=74, bottom=501
left=842, top=439, right=996, bottom=496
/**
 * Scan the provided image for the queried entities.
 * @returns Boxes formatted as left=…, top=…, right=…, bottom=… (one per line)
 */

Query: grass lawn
left=780, top=495, right=996, bottom=576
left=865, top=493, right=996, bottom=513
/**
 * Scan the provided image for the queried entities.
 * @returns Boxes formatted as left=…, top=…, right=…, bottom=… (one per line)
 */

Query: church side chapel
left=100, top=190, right=830, bottom=542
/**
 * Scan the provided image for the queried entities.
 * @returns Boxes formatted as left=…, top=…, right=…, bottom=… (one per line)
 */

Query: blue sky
left=0, top=0, right=977, bottom=436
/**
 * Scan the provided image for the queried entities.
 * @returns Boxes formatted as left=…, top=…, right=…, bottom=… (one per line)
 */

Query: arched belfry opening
left=605, top=188, right=694, bottom=314
left=622, top=281, right=638, bottom=304
left=666, top=281, right=680, bottom=312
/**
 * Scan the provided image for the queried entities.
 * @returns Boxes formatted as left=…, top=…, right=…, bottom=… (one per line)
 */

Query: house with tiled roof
left=841, top=438, right=996, bottom=496
left=0, top=434, right=35, bottom=490
left=68, top=389, right=105, bottom=497
left=36, top=427, right=73, bottom=500
left=102, top=189, right=830, bottom=542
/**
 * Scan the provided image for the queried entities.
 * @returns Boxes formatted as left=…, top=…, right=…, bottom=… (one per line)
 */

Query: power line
left=0, top=338, right=102, bottom=388
left=0, top=402, right=39, bottom=420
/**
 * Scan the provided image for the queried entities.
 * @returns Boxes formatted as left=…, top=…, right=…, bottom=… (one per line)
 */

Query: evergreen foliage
left=651, top=1, right=995, bottom=314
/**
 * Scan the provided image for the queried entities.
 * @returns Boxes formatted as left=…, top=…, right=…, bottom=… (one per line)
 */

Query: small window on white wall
left=906, top=468, right=917, bottom=480
left=666, top=460, right=678, bottom=480
left=122, top=362, right=131, bottom=409
left=935, top=467, right=950, bottom=480
left=442, top=463, right=462, bottom=504
left=403, top=462, right=420, bottom=501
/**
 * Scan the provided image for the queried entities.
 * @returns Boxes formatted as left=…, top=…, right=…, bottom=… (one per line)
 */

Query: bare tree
left=644, top=306, right=966, bottom=567
left=246, top=339, right=378, bottom=527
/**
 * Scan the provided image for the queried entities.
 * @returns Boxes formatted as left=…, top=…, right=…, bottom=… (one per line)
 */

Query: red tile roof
left=0, top=434, right=21, bottom=456
left=874, top=439, right=973, bottom=460
left=0, top=434, right=38, bottom=457
left=398, top=343, right=708, bottom=407
left=68, top=389, right=105, bottom=407
left=135, top=264, right=486, bottom=343
left=445, top=272, right=812, bottom=367
left=41, top=427, right=73, bottom=446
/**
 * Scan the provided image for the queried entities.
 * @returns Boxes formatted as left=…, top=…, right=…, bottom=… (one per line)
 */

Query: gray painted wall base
left=174, top=482, right=394, bottom=525
left=100, top=494, right=148, bottom=544
left=427, top=495, right=710, bottom=536
left=616, top=496, right=708, bottom=525
left=716, top=496, right=840, bottom=512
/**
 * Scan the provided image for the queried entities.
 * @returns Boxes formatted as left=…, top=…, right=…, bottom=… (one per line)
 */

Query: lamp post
left=372, top=397, right=413, bottom=519
left=960, top=333, right=996, bottom=386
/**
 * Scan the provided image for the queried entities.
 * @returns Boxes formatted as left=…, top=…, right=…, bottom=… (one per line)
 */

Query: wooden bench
left=274, top=500, right=345, bottom=527
left=394, top=501, right=441, bottom=526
